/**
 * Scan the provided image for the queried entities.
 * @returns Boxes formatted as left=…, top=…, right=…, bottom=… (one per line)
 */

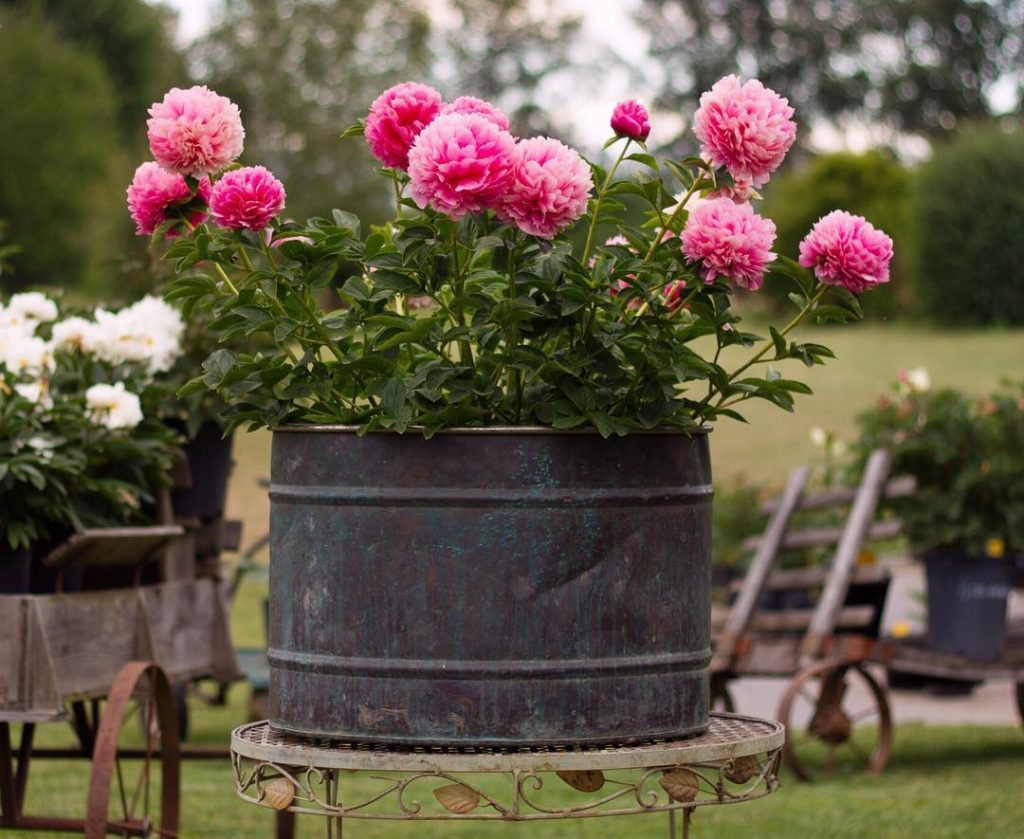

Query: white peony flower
left=0, top=306, right=30, bottom=332
left=85, top=382, right=144, bottom=430
left=88, top=296, right=184, bottom=374
left=15, top=381, right=53, bottom=409
left=51, top=316, right=98, bottom=352
left=809, top=426, right=828, bottom=449
left=1, top=334, right=53, bottom=376
left=8, top=292, right=59, bottom=323
left=906, top=367, right=931, bottom=394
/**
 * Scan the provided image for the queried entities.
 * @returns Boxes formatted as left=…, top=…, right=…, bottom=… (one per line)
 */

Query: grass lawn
left=7, top=322, right=1022, bottom=836
left=9, top=703, right=1024, bottom=837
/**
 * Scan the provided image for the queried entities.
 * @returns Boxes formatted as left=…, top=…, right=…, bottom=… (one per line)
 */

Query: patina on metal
left=268, top=427, right=713, bottom=746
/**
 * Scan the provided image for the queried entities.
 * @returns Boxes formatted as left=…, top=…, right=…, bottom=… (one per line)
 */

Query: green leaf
left=381, top=378, right=407, bottom=416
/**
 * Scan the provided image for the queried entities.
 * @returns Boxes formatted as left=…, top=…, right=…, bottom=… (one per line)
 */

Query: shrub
left=763, top=151, right=911, bottom=319
left=0, top=15, right=125, bottom=291
left=912, top=123, right=1024, bottom=325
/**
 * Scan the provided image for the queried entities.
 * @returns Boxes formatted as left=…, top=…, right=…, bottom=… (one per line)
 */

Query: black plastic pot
left=170, top=419, right=234, bottom=521
left=268, top=427, right=713, bottom=747
left=924, top=551, right=1013, bottom=662
left=0, top=544, right=32, bottom=594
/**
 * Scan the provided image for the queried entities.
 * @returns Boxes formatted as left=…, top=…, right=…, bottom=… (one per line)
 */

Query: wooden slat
left=762, top=474, right=915, bottom=513
left=712, top=466, right=810, bottom=672
left=799, top=449, right=893, bottom=665
left=40, top=526, right=185, bottom=570
left=747, top=604, right=876, bottom=633
left=742, top=518, right=904, bottom=552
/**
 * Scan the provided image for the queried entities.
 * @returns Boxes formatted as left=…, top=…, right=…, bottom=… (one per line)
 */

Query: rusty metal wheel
left=85, top=662, right=180, bottom=838
left=710, top=675, right=736, bottom=713
left=777, top=657, right=892, bottom=782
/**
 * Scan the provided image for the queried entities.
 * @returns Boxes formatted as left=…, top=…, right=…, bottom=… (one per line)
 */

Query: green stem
left=641, top=163, right=709, bottom=265
left=581, top=139, right=631, bottom=265
left=695, top=285, right=827, bottom=420
left=450, top=226, right=474, bottom=368
left=213, top=263, right=239, bottom=295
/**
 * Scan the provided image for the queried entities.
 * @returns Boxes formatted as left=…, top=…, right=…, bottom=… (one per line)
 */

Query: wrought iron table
left=231, top=713, right=784, bottom=837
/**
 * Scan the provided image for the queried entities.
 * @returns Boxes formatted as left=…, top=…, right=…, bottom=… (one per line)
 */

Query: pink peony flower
left=365, top=82, right=443, bottom=170
left=798, top=210, right=894, bottom=293
left=147, top=86, right=245, bottom=178
left=209, top=166, right=286, bottom=231
left=126, top=161, right=211, bottom=237
left=693, top=75, right=797, bottom=188
left=407, top=113, right=516, bottom=220
left=679, top=197, right=777, bottom=290
left=610, top=100, right=651, bottom=142
left=440, top=96, right=510, bottom=131
left=498, top=137, right=593, bottom=239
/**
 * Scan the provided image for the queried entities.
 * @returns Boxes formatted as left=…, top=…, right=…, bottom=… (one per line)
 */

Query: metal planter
left=267, top=427, right=713, bottom=746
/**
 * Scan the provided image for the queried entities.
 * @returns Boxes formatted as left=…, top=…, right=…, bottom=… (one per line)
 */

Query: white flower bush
left=0, top=291, right=186, bottom=550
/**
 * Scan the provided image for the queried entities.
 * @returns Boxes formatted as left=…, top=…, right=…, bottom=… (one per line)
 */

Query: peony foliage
left=133, top=82, right=894, bottom=437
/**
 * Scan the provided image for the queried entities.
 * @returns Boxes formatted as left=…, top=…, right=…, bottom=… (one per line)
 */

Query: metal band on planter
left=230, top=713, right=784, bottom=836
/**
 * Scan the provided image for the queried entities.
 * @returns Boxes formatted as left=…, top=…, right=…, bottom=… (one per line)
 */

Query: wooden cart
left=711, top=450, right=911, bottom=780
left=0, top=526, right=239, bottom=836
left=712, top=449, right=1024, bottom=781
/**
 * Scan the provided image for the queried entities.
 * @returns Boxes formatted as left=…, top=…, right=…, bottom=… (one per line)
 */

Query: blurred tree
left=190, top=0, right=586, bottom=223
left=0, top=0, right=186, bottom=148
left=192, top=0, right=433, bottom=224
left=912, top=123, right=1024, bottom=325
left=438, top=0, right=583, bottom=138
left=636, top=0, right=1024, bottom=146
left=0, top=14, right=125, bottom=292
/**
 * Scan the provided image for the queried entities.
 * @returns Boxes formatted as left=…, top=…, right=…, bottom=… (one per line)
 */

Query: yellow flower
left=986, top=538, right=1005, bottom=559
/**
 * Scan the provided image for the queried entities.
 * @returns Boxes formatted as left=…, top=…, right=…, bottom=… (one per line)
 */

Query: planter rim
left=273, top=424, right=711, bottom=436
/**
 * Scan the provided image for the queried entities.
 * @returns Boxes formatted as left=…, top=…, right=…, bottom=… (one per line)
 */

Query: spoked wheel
left=778, top=657, right=892, bottom=782
left=85, top=662, right=181, bottom=838
left=710, top=674, right=736, bottom=713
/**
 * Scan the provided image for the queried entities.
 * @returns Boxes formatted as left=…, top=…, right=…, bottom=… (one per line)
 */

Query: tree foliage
left=190, top=0, right=585, bottom=223
left=1, top=0, right=186, bottom=146
left=912, top=123, right=1024, bottom=325
left=192, top=0, right=434, bottom=225
left=636, top=0, right=1024, bottom=145
left=0, top=14, right=125, bottom=291
left=438, top=0, right=583, bottom=138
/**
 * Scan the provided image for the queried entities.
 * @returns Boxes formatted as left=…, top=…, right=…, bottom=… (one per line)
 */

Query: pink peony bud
left=365, top=82, right=443, bottom=170
left=126, top=161, right=210, bottom=237
left=679, top=197, right=777, bottom=290
left=498, top=137, right=594, bottom=239
left=798, top=210, right=893, bottom=293
left=440, top=96, right=511, bottom=131
left=147, top=86, right=245, bottom=178
left=209, top=166, right=286, bottom=231
left=610, top=100, right=651, bottom=142
left=407, top=113, right=516, bottom=220
left=693, top=75, right=796, bottom=188
left=662, top=279, right=688, bottom=309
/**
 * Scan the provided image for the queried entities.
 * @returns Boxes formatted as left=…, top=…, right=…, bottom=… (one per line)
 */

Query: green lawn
left=10, top=705, right=1024, bottom=837
left=8, top=322, right=1023, bottom=837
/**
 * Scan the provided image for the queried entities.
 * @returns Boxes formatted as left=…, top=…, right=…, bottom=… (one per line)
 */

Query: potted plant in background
left=0, top=291, right=184, bottom=592
left=132, top=78, right=893, bottom=745
left=853, top=374, right=1024, bottom=661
